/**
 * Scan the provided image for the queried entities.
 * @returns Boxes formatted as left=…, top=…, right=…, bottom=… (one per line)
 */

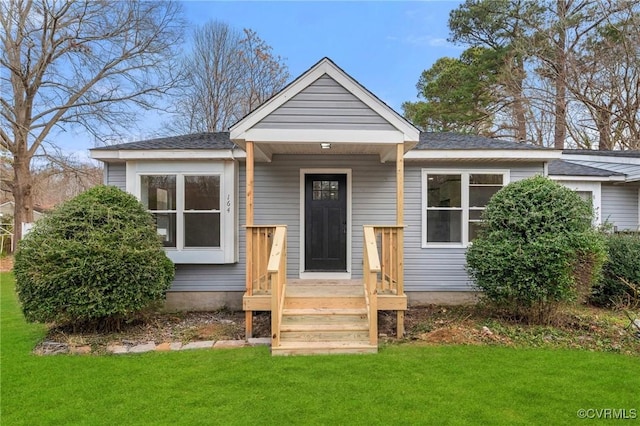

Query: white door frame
left=299, top=168, right=352, bottom=279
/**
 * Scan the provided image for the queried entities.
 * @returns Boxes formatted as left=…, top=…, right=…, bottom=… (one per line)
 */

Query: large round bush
left=14, top=185, right=174, bottom=327
left=466, top=176, right=606, bottom=323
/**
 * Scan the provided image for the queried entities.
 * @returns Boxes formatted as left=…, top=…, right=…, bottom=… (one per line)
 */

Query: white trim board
left=299, top=168, right=352, bottom=279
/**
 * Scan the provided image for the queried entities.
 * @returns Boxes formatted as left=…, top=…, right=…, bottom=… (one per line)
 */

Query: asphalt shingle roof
left=415, top=132, right=552, bottom=150
left=548, top=160, right=624, bottom=177
left=94, top=132, right=235, bottom=150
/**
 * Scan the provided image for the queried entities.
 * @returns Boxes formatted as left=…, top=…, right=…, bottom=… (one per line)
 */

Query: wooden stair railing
left=267, top=226, right=287, bottom=348
left=363, top=226, right=381, bottom=346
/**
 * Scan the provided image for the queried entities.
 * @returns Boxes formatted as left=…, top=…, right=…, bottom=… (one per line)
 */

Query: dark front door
left=305, top=174, right=347, bottom=271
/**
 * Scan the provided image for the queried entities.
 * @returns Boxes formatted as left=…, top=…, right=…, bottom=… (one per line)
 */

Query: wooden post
left=396, top=143, right=405, bottom=338
left=245, top=141, right=255, bottom=338
left=396, top=142, right=404, bottom=225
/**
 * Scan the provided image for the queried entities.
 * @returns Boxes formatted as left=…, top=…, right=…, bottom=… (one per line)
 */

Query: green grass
left=2, top=272, right=638, bottom=425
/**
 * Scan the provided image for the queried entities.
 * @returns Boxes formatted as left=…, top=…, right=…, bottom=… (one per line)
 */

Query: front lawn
left=2, top=272, right=638, bottom=425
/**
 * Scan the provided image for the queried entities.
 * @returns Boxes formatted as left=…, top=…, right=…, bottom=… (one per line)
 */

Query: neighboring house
left=0, top=201, right=46, bottom=253
left=0, top=201, right=46, bottom=222
left=95, top=58, right=630, bottom=353
left=549, top=151, right=640, bottom=231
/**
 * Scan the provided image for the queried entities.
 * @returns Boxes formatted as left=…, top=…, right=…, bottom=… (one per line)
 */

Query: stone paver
left=155, top=342, right=172, bottom=351
left=70, top=345, right=91, bottom=355
left=248, top=337, right=271, bottom=346
left=181, top=340, right=215, bottom=350
left=213, top=340, right=246, bottom=349
left=107, top=345, right=129, bottom=354
left=129, top=342, right=156, bottom=353
left=37, top=339, right=262, bottom=356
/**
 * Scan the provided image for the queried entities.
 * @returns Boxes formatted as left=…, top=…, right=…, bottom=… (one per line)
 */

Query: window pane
left=470, top=174, right=503, bottom=185
left=185, top=176, right=220, bottom=210
left=142, top=175, right=176, bottom=210
left=469, top=209, right=484, bottom=221
left=152, top=213, right=176, bottom=247
left=469, top=186, right=501, bottom=207
left=427, top=175, right=461, bottom=207
left=469, top=222, right=483, bottom=241
left=576, top=191, right=593, bottom=203
left=184, top=213, right=220, bottom=247
left=427, top=210, right=462, bottom=243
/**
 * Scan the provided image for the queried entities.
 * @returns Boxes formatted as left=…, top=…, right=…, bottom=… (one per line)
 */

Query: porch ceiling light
left=320, top=143, right=331, bottom=149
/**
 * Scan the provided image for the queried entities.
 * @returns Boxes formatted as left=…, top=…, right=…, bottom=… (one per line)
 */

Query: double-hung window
left=422, top=170, right=508, bottom=247
left=128, top=161, right=237, bottom=264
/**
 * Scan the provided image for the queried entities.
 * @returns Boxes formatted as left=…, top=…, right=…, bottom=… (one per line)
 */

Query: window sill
left=421, top=243, right=469, bottom=249
left=164, top=248, right=235, bottom=264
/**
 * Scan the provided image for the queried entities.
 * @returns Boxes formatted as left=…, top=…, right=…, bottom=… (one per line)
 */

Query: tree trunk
left=596, top=108, right=612, bottom=150
left=12, top=154, right=34, bottom=242
left=554, top=0, right=568, bottom=150
left=513, top=55, right=528, bottom=143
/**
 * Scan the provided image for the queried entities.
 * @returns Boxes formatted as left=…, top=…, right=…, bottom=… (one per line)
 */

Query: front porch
left=243, top=225, right=407, bottom=355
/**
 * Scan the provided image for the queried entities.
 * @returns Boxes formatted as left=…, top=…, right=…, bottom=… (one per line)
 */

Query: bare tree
left=171, top=21, right=289, bottom=133
left=0, top=0, right=184, bottom=240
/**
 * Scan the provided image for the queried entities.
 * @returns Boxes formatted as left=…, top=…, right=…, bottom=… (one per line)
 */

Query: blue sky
left=64, top=1, right=464, bottom=158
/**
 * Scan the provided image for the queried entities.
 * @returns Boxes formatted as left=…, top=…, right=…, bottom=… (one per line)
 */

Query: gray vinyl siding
left=105, top=163, right=126, bottom=190
left=403, top=161, right=544, bottom=292
left=601, top=184, right=640, bottom=231
left=254, top=75, right=395, bottom=131
left=169, top=157, right=545, bottom=293
left=252, top=155, right=396, bottom=279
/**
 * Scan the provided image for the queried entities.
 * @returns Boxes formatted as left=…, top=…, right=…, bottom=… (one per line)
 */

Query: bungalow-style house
left=549, top=151, right=640, bottom=230
left=91, top=58, right=636, bottom=355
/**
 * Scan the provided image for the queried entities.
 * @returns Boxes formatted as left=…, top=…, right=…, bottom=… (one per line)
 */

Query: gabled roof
left=230, top=57, right=420, bottom=148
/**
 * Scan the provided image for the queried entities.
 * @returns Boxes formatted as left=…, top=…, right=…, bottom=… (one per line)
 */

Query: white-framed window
left=422, top=169, right=509, bottom=247
left=554, top=181, right=601, bottom=225
left=127, top=161, right=237, bottom=264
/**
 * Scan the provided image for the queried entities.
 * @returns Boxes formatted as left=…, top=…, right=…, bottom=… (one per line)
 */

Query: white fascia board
left=404, top=149, right=562, bottom=161
left=549, top=175, right=626, bottom=182
left=244, top=128, right=405, bottom=144
left=90, top=149, right=246, bottom=161
left=230, top=58, right=420, bottom=142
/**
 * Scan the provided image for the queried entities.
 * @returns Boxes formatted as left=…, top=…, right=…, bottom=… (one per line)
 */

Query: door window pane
left=312, top=180, right=339, bottom=200
left=427, top=175, right=461, bottom=207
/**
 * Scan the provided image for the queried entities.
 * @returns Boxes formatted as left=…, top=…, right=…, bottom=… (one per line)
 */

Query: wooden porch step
left=272, top=341, right=377, bottom=356
left=282, top=308, right=367, bottom=316
left=280, top=323, right=369, bottom=332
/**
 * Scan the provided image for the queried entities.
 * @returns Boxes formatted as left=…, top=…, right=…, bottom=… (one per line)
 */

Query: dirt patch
left=1, top=255, right=14, bottom=272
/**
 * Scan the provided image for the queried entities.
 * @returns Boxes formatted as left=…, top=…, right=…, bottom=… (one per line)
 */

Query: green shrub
left=14, top=185, right=174, bottom=328
left=466, top=176, right=606, bottom=324
left=591, top=232, right=640, bottom=308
